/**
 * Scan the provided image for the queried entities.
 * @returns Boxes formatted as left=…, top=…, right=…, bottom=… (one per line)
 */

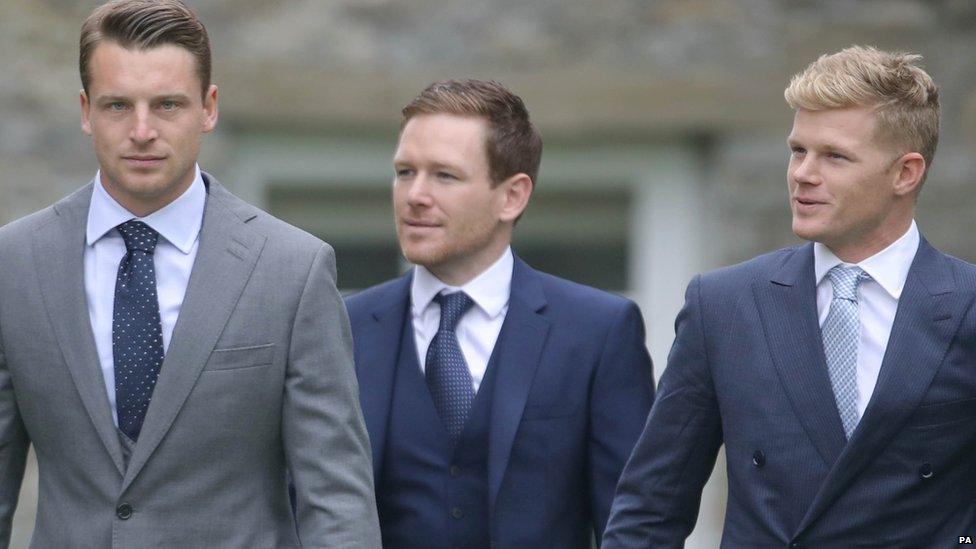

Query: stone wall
left=4, top=1, right=976, bottom=545
left=4, top=1, right=976, bottom=258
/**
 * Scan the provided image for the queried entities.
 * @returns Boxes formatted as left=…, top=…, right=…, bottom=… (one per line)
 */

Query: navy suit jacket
left=346, top=255, right=655, bottom=547
left=604, top=238, right=976, bottom=547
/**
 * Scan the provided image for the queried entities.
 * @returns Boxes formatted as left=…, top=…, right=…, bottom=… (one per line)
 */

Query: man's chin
left=105, top=170, right=165, bottom=192
left=402, top=247, right=448, bottom=270
left=791, top=220, right=824, bottom=243
left=401, top=247, right=429, bottom=266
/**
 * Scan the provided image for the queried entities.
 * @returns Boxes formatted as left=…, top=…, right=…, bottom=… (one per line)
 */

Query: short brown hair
left=80, top=0, right=211, bottom=98
left=784, top=45, right=940, bottom=175
left=401, top=79, right=543, bottom=186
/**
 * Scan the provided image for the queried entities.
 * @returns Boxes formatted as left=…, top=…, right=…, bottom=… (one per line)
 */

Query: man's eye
left=160, top=101, right=178, bottom=111
left=395, top=168, right=414, bottom=178
left=827, top=152, right=847, bottom=161
left=437, top=172, right=457, bottom=180
left=108, top=102, right=127, bottom=111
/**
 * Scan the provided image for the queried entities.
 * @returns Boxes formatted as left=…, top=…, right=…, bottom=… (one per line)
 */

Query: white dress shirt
left=411, top=247, right=513, bottom=393
left=85, top=166, right=205, bottom=424
left=814, top=220, right=919, bottom=418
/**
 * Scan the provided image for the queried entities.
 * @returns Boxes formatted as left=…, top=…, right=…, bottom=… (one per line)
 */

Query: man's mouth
left=403, top=219, right=440, bottom=228
left=794, top=197, right=826, bottom=206
left=123, top=155, right=165, bottom=167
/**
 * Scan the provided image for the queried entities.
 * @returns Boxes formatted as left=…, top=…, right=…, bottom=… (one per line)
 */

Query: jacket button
left=752, top=450, right=765, bottom=467
left=790, top=542, right=800, bottom=548
left=116, top=503, right=133, bottom=520
left=919, top=463, right=934, bottom=479
left=450, top=465, right=461, bottom=478
left=451, top=507, right=463, bottom=519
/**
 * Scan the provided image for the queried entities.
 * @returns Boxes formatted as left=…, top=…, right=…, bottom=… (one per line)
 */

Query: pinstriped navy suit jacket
left=604, top=238, right=976, bottom=547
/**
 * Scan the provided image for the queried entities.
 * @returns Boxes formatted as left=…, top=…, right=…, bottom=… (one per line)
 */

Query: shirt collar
left=813, top=220, right=920, bottom=299
left=86, top=165, right=206, bottom=254
left=411, top=246, right=514, bottom=320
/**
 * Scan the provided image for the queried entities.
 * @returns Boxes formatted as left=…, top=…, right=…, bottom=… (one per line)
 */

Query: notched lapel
left=122, top=184, right=266, bottom=490
left=488, top=259, right=550, bottom=512
left=796, top=238, right=969, bottom=535
left=33, top=184, right=126, bottom=475
left=753, top=244, right=848, bottom=468
left=356, top=274, right=412, bottom=482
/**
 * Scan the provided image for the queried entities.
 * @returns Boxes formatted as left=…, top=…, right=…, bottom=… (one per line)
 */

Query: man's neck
left=99, top=173, right=194, bottom=218
left=825, top=216, right=914, bottom=264
left=426, top=242, right=510, bottom=287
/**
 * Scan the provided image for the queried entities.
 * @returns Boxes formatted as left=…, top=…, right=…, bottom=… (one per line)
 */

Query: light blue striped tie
left=822, top=265, right=870, bottom=439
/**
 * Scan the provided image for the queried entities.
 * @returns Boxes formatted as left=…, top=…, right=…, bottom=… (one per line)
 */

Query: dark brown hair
left=80, top=0, right=211, bottom=98
left=402, top=79, right=543, bottom=186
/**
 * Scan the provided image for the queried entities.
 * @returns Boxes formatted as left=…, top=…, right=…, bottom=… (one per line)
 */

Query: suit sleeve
left=282, top=244, right=382, bottom=549
left=588, top=300, right=655, bottom=541
left=602, top=275, right=724, bottom=549
left=0, top=325, right=29, bottom=548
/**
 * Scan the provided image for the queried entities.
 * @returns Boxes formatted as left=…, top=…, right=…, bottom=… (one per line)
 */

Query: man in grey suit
left=0, top=1, right=381, bottom=547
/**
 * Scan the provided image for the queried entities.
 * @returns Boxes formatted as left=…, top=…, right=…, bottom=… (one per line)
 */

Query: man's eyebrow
left=95, top=93, right=193, bottom=102
left=94, top=95, right=128, bottom=103
left=155, top=93, right=192, bottom=101
left=786, top=136, right=804, bottom=147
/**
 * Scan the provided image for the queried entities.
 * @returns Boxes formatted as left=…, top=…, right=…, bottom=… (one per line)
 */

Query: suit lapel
left=122, top=177, right=265, bottom=490
left=753, top=244, right=848, bottom=467
left=796, top=238, right=967, bottom=534
left=488, top=257, right=550, bottom=511
left=356, top=273, right=412, bottom=483
left=32, top=183, right=125, bottom=475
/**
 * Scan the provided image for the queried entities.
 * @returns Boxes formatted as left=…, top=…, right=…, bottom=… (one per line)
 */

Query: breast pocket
left=906, top=396, right=976, bottom=429
left=521, top=402, right=579, bottom=421
left=204, top=343, right=275, bottom=372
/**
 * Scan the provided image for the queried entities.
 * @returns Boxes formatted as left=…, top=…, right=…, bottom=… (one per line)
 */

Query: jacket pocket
left=205, top=343, right=275, bottom=372
left=906, top=396, right=976, bottom=429
left=521, top=402, right=579, bottom=420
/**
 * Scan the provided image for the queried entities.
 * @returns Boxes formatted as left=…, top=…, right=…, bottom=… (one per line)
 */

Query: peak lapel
left=355, top=274, right=412, bottom=482
left=753, top=244, right=847, bottom=467
left=122, top=180, right=265, bottom=490
left=32, top=183, right=125, bottom=475
left=795, top=238, right=967, bottom=534
left=488, top=258, right=550, bottom=512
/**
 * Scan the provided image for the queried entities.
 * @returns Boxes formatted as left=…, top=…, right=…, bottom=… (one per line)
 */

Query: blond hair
left=785, top=45, right=939, bottom=173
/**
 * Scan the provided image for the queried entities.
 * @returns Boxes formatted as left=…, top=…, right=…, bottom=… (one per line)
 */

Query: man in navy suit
left=346, top=79, right=655, bottom=548
left=603, top=46, right=976, bottom=547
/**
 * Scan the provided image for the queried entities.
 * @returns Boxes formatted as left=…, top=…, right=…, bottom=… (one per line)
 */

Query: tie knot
left=827, top=265, right=869, bottom=301
left=117, top=221, right=159, bottom=254
left=434, top=291, right=474, bottom=332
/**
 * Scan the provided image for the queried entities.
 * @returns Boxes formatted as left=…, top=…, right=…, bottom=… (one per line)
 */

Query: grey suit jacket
left=0, top=175, right=381, bottom=548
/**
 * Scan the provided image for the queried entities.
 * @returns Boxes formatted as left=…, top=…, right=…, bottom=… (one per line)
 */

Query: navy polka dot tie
left=113, top=220, right=165, bottom=441
left=425, top=291, right=476, bottom=444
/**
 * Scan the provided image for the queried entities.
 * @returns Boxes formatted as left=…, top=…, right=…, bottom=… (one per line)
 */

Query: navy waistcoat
left=377, top=314, right=497, bottom=549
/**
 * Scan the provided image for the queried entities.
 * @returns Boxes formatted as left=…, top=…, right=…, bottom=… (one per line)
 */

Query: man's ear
left=80, top=89, right=93, bottom=136
left=202, top=84, right=219, bottom=133
left=892, top=151, right=926, bottom=197
left=498, top=173, right=533, bottom=223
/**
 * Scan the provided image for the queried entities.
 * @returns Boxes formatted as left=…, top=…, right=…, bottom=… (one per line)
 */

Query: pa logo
left=960, top=536, right=974, bottom=544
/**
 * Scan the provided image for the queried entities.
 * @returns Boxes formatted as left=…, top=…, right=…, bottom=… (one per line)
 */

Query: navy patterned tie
left=113, top=220, right=165, bottom=441
left=425, top=291, right=476, bottom=444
